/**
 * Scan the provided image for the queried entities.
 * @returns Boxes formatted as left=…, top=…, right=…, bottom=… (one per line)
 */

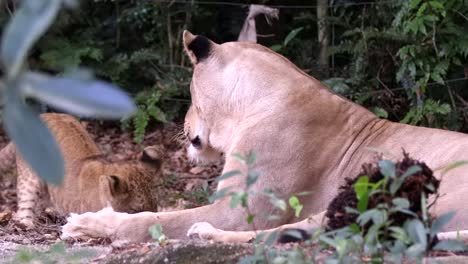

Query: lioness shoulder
left=3, top=113, right=162, bottom=227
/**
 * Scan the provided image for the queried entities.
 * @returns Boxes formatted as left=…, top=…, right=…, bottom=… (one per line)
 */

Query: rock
left=102, top=240, right=253, bottom=264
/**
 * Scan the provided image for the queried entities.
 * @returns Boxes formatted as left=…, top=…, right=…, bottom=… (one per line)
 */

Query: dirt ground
left=0, top=119, right=223, bottom=263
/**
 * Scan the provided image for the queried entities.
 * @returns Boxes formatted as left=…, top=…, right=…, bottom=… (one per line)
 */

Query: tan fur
left=184, top=105, right=222, bottom=163
left=7, top=113, right=162, bottom=228
left=61, top=31, right=468, bottom=244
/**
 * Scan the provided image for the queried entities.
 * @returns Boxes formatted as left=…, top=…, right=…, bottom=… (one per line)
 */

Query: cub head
left=184, top=104, right=222, bottom=163
left=98, top=146, right=163, bottom=213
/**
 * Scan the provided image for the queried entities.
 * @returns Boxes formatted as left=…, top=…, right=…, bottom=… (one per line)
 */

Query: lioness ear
left=140, top=146, right=163, bottom=169
left=106, top=175, right=129, bottom=197
left=183, top=30, right=214, bottom=64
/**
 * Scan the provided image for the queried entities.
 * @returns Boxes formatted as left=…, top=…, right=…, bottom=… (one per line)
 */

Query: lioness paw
left=187, top=222, right=222, bottom=241
left=61, top=207, right=121, bottom=241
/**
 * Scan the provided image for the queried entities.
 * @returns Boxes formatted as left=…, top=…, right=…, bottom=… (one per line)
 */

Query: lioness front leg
left=62, top=198, right=253, bottom=242
left=187, top=211, right=326, bottom=243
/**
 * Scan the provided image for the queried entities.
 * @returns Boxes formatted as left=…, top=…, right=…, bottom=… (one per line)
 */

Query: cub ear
left=140, top=146, right=163, bottom=169
left=106, top=175, right=129, bottom=197
left=183, top=30, right=215, bottom=64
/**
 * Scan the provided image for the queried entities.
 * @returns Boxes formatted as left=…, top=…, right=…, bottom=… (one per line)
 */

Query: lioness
left=61, top=31, right=468, bottom=244
left=0, top=113, right=162, bottom=228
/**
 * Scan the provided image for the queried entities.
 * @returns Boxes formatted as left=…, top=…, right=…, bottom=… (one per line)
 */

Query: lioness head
left=184, top=104, right=222, bottom=163
left=97, top=146, right=163, bottom=213
left=182, top=30, right=286, bottom=153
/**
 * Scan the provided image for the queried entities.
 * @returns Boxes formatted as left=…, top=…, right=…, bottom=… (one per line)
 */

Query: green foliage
left=132, top=91, right=167, bottom=144
left=400, top=99, right=451, bottom=126
left=237, top=157, right=466, bottom=264
left=183, top=182, right=212, bottom=208
left=394, top=0, right=468, bottom=84
left=311, top=159, right=465, bottom=262
left=148, top=224, right=168, bottom=245
left=270, top=27, right=304, bottom=52
left=38, top=37, right=103, bottom=71
left=209, top=152, right=306, bottom=227
left=11, top=242, right=95, bottom=263
left=0, top=0, right=194, bottom=143
left=0, top=0, right=135, bottom=184
left=327, top=0, right=468, bottom=129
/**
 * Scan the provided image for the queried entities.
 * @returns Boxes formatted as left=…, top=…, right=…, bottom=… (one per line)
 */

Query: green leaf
left=294, top=191, right=313, bottom=197
left=208, top=187, right=232, bottom=203
left=246, top=152, right=257, bottom=165
left=345, top=207, right=360, bottom=215
left=401, top=165, right=422, bottom=179
left=421, top=193, right=428, bottom=223
left=232, top=153, right=246, bottom=164
left=215, top=170, right=241, bottom=183
left=3, top=83, right=64, bottom=185
left=417, top=3, right=428, bottom=16
left=230, top=192, right=242, bottom=208
left=1, top=0, right=62, bottom=78
left=148, top=224, right=167, bottom=243
left=288, top=196, right=303, bottom=217
left=357, top=209, right=378, bottom=226
left=405, top=219, right=427, bottom=246
left=22, top=73, right=136, bottom=119
left=430, top=211, right=455, bottom=237
left=349, top=223, right=360, bottom=234
left=433, top=240, right=467, bottom=252
left=273, top=199, right=287, bottom=211
left=409, top=0, right=422, bottom=9
left=428, top=1, right=444, bottom=10
left=264, top=231, right=279, bottom=247
left=379, top=160, right=396, bottom=178
left=283, top=27, right=303, bottom=47
left=405, top=243, right=426, bottom=258
left=354, top=176, right=369, bottom=198
left=246, top=171, right=260, bottom=188
left=269, top=44, right=282, bottom=52
left=147, top=105, right=167, bottom=123
left=246, top=214, right=255, bottom=224
left=393, top=198, right=410, bottom=209
left=440, top=161, right=468, bottom=174
left=263, top=189, right=286, bottom=211
left=372, top=107, right=388, bottom=118
left=354, top=176, right=370, bottom=212
left=389, top=226, right=410, bottom=243
left=48, top=242, right=66, bottom=254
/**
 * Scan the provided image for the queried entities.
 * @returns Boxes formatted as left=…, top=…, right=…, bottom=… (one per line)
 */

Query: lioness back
left=12, top=113, right=162, bottom=227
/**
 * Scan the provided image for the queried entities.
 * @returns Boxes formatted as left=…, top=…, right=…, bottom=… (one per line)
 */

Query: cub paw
left=17, top=218, right=35, bottom=230
left=187, top=222, right=222, bottom=241
left=61, top=207, right=119, bottom=241
left=12, top=213, right=35, bottom=229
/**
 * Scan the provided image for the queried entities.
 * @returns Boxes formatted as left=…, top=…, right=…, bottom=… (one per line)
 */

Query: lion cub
left=0, top=113, right=162, bottom=228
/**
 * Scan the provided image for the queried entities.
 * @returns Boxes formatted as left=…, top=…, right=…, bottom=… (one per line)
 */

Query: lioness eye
left=190, top=136, right=202, bottom=149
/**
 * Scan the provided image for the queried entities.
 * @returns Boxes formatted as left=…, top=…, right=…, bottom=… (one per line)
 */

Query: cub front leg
left=15, top=158, right=48, bottom=228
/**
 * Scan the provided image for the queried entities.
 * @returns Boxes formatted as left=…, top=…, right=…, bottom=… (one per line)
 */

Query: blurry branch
left=0, top=0, right=136, bottom=184
left=317, top=0, right=329, bottom=76
left=238, top=4, right=279, bottom=42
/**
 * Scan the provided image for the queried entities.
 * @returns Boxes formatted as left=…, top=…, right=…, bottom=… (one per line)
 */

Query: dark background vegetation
left=1, top=0, right=467, bottom=142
